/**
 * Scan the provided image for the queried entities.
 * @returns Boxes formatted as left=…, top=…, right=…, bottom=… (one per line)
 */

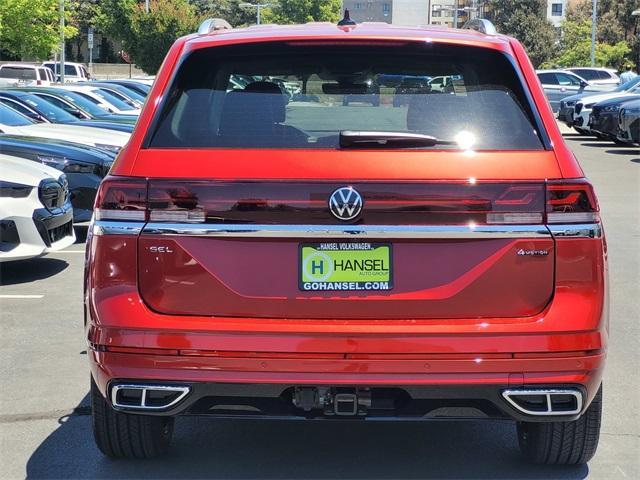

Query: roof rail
left=197, top=18, right=232, bottom=34
left=461, top=18, right=497, bottom=35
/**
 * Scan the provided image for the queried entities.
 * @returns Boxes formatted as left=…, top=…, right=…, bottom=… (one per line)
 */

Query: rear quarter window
left=149, top=42, right=544, bottom=151
left=0, top=67, right=37, bottom=80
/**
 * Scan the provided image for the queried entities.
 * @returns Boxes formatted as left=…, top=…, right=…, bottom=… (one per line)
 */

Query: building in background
left=546, top=0, right=567, bottom=28
left=343, top=1, right=483, bottom=28
left=342, top=1, right=569, bottom=30
left=343, top=0, right=395, bottom=23
left=392, top=0, right=430, bottom=26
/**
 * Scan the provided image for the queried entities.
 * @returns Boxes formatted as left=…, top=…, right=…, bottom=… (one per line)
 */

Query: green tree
left=545, top=16, right=631, bottom=68
left=190, top=0, right=256, bottom=27
left=565, top=0, right=638, bottom=69
left=97, top=0, right=198, bottom=74
left=486, top=0, right=558, bottom=68
left=0, top=0, right=77, bottom=60
left=67, top=0, right=101, bottom=62
left=262, top=0, right=342, bottom=25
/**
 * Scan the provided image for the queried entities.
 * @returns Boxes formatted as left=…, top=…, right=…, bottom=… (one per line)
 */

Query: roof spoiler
left=197, top=18, right=232, bottom=34
left=461, top=18, right=497, bottom=35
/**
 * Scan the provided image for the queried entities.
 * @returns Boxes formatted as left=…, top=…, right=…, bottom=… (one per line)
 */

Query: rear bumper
left=86, top=224, right=608, bottom=421
left=89, top=344, right=605, bottom=422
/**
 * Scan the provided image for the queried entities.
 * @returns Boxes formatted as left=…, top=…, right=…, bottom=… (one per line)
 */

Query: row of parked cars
left=536, top=67, right=639, bottom=145
left=0, top=68, right=151, bottom=262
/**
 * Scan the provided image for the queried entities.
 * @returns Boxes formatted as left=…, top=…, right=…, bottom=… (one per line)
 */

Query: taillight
left=36, top=80, right=42, bottom=85
left=145, top=181, right=547, bottom=226
left=546, top=180, right=599, bottom=224
left=92, top=178, right=600, bottom=226
left=94, top=177, right=147, bottom=221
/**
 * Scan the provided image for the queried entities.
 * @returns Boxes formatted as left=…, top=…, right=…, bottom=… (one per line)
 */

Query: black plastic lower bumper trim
left=106, top=381, right=587, bottom=423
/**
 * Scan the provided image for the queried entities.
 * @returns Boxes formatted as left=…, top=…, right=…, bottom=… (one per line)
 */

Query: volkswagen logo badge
left=329, top=187, right=363, bottom=221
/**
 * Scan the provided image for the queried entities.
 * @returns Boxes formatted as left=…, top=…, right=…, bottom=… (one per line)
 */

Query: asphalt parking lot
left=0, top=129, right=638, bottom=479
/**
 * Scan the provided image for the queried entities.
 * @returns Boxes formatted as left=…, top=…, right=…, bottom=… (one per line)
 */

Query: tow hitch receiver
left=292, top=387, right=371, bottom=416
left=334, top=393, right=359, bottom=415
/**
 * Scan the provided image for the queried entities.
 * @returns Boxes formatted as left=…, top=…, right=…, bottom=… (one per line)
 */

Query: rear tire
left=517, top=385, right=602, bottom=465
left=91, top=377, right=174, bottom=458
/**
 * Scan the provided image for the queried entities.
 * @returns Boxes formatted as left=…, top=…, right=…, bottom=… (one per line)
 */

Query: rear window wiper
left=339, top=130, right=456, bottom=149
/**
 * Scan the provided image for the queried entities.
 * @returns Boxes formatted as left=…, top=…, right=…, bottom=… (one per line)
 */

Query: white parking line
left=0, top=295, right=44, bottom=299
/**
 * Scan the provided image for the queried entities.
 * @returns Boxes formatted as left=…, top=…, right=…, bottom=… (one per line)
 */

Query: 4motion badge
left=517, top=248, right=549, bottom=256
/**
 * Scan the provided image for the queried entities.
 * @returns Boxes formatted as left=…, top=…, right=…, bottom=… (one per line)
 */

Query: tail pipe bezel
left=502, top=388, right=583, bottom=416
left=111, top=383, right=191, bottom=411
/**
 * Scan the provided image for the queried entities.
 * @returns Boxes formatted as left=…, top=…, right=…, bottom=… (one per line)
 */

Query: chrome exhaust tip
left=502, top=388, right=583, bottom=416
left=111, top=384, right=190, bottom=411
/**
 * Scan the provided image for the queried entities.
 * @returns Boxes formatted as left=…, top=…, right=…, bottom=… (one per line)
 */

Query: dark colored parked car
left=590, top=95, right=640, bottom=142
left=80, top=82, right=146, bottom=107
left=0, top=134, right=115, bottom=222
left=341, top=78, right=380, bottom=106
left=618, top=99, right=640, bottom=145
left=393, top=76, right=432, bottom=107
left=16, top=87, right=137, bottom=125
left=0, top=90, right=134, bottom=133
left=100, top=80, right=151, bottom=97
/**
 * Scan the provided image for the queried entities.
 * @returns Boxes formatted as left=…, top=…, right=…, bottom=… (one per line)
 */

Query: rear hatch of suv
left=104, top=40, right=563, bottom=320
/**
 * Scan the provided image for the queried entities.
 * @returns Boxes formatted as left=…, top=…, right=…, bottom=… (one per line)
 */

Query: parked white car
left=0, top=63, right=55, bottom=87
left=572, top=85, right=640, bottom=133
left=42, top=61, right=90, bottom=83
left=0, top=102, right=129, bottom=153
left=0, top=154, right=75, bottom=262
left=52, top=85, right=141, bottom=115
left=565, top=67, right=620, bottom=86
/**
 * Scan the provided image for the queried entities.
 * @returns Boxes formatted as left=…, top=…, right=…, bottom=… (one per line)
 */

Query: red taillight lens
left=94, top=177, right=148, bottom=221
left=94, top=179, right=599, bottom=226
left=146, top=181, right=546, bottom=225
left=546, top=180, right=599, bottom=224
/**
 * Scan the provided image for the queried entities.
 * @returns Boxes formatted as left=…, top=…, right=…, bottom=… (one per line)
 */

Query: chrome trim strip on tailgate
left=92, top=221, right=602, bottom=239
left=140, top=223, right=552, bottom=239
left=548, top=223, right=602, bottom=238
left=93, top=221, right=144, bottom=236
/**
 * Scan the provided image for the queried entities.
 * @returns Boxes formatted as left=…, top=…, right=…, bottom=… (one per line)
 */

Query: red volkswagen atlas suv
left=85, top=17, right=607, bottom=463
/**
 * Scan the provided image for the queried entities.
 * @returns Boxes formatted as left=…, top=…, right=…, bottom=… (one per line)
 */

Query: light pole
left=590, top=0, right=597, bottom=66
left=145, top=0, right=149, bottom=14
left=59, top=0, right=65, bottom=83
left=633, top=10, right=640, bottom=71
left=239, top=3, right=271, bottom=25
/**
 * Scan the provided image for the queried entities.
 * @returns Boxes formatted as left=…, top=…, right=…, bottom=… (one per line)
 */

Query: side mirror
left=580, top=80, right=588, bottom=88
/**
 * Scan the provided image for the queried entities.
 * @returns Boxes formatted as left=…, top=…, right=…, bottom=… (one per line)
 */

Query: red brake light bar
left=94, top=178, right=599, bottom=226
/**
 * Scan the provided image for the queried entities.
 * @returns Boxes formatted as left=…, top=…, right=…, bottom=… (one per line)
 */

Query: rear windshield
left=0, top=66, right=37, bottom=80
left=149, top=43, right=544, bottom=150
left=44, top=63, right=79, bottom=76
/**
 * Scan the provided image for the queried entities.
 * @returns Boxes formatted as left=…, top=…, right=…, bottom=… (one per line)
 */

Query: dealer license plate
left=299, top=242, right=393, bottom=292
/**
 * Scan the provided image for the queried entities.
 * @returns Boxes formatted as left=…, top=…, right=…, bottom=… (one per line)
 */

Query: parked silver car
left=536, top=69, right=613, bottom=112
left=564, top=67, right=620, bottom=86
